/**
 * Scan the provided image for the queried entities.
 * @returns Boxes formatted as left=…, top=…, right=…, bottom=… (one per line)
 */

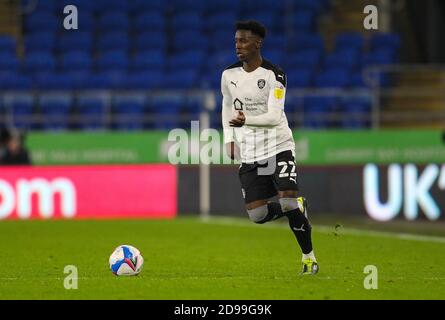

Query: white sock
left=302, top=250, right=317, bottom=262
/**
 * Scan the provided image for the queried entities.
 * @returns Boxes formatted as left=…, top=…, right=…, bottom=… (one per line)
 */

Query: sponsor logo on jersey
left=233, top=98, right=243, bottom=110
left=257, top=79, right=266, bottom=89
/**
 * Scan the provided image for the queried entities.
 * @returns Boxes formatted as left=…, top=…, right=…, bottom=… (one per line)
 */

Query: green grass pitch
left=0, top=216, right=444, bottom=300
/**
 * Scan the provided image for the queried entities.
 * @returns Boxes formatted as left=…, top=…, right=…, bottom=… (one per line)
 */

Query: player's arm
left=221, top=72, right=238, bottom=159
left=244, top=71, right=286, bottom=127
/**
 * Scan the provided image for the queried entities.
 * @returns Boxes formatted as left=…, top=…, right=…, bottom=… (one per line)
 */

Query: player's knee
left=279, top=197, right=299, bottom=213
left=247, top=205, right=268, bottom=224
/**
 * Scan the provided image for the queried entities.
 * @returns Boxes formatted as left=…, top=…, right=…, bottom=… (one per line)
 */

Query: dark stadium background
left=0, top=0, right=444, bottom=246
left=0, top=0, right=445, bottom=299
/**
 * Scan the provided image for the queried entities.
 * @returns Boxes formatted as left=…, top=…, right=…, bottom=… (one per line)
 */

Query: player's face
left=235, top=30, right=260, bottom=62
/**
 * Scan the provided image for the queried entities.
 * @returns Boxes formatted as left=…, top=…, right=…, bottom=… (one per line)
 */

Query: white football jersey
left=221, top=59, right=295, bottom=163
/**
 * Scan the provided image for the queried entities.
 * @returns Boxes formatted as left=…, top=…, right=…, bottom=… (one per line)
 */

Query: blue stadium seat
left=163, top=69, right=198, bottom=89
left=97, top=12, right=129, bottom=32
left=23, top=52, right=56, bottom=73
left=25, top=12, right=59, bottom=32
left=283, top=94, right=304, bottom=114
left=205, top=13, right=237, bottom=32
left=34, top=73, right=75, bottom=90
left=206, top=0, right=241, bottom=14
left=362, top=70, right=391, bottom=88
left=179, top=103, right=201, bottom=128
left=39, top=93, right=73, bottom=130
left=57, top=32, right=93, bottom=53
left=65, top=71, right=92, bottom=90
left=263, top=50, right=284, bottom=66
left=76, top=12, right=95, bottom=30
left=334, top=32, right=365, bottom=51
left=339, top=96, right=372, bottom=128
left=0, top=53, right=19, bottom=73
left=150, top=95, right=184, bottom=129
left=208, top=30, right=235, bottom=52
left=95, top=0, right=129, bottom=12
left=303, top=95, right=338, bottom=128
left=283, top=95, right=304, bottom=128
left=204, top=50, right=234, bottom=72
left=314, top=68, right=350, bottom=88
left=172, top=31, right=209, bottom=52
left=324, top=48, right=360, bottom=70
left=287, top=68, right=314, bottom=88
left=0, top=36, right=16, bottom=54
left=128, top=0, right=166, bottom=14
left=62, top=71, right=112, bottom=90
left=80, top=72, right=112, bottom=89
left=77, top=93, right=109, bottom=130
left=0, top=99, right=4, bottom=128
left=102, top=71, right=127, bottom=89
left=58, top=0, right=94, bottom=12
left=200, top=70, right=222, bottom=89
left=167, top=51, right=205, bottom=71
left=242, top=0, right=285, bottom=14
left=124, top=71, right=162, bottom=89
left=59, top=51, right=92, bottom=72
left=3, top=93, right=35, bottom=130
left=133, top=12, right=165, bottom=33
left=130, top=51, right=165, bottom=72
left=348, top=72, right=368, bottom=88
left=362, top=48, right=396, bottom=66
left=285, top=49, right=321, bottom=69
left=293, top=0, right=326, bottom=14
left=361, top=49, right=395, bottom=87
left=0, top=73, right=32, bottom=90
left=134, top=32, right=167, bottom=51
left=22, top=0, right=56, bottom=13
left=113, top=94, right=147, bottom=130
left=241, top=13, right=276, bottom=31
left=171, top=13, right=203, bottom=32
left=24, top=32, right=56, bottom=54
left=289, top=33, right=324, bottom=53
left=370, top=32, right=401, bottom=52
left=263, top=34, right=287, bottom=52
left=208, top=96, right=223, bottom=128
left=97, top=32, right=130, bottom=52
left=290, top=11, right=315, bottom=32
left=96, top=51, right=129, bottom=72
left=170, top=0, right=205, bottom=14
left=184, top=96, right=203, bottom=116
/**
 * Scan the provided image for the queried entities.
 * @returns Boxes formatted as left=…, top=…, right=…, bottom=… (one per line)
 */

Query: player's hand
left=229, top=111, right=245, bottom=127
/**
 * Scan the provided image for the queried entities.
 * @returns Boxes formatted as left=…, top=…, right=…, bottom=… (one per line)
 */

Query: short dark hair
left=235, top=20, right=266, bottom=39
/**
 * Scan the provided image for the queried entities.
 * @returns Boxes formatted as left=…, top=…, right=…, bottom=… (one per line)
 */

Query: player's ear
left=256, top=39, right=263, bottom=49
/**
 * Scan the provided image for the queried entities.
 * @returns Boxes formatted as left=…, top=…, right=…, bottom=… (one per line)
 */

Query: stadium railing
left=1, top=65, right=444, bottom=130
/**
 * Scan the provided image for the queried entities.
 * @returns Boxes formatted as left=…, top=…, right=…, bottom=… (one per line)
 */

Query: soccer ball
left=109, top=245, right=144, bottom=276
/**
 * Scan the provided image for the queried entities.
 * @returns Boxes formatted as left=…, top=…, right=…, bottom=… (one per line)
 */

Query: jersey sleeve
left=221, top=71, right=235, bottom=144
left=244, top=69, right=286, bottom=127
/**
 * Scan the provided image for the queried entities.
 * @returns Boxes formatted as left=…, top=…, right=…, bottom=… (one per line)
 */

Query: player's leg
left=239, top=163, right=286, bottom=224
left=278, top=190, right=313, bottom=255
left=245, top=199, right=288, bottom=224
left=278, top=190, right=318, bottom=274
left=273, top=151, right=318, bottom=274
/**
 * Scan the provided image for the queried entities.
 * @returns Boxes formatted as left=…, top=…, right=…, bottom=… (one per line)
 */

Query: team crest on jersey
left=257, top=79, right=266, bottom=89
